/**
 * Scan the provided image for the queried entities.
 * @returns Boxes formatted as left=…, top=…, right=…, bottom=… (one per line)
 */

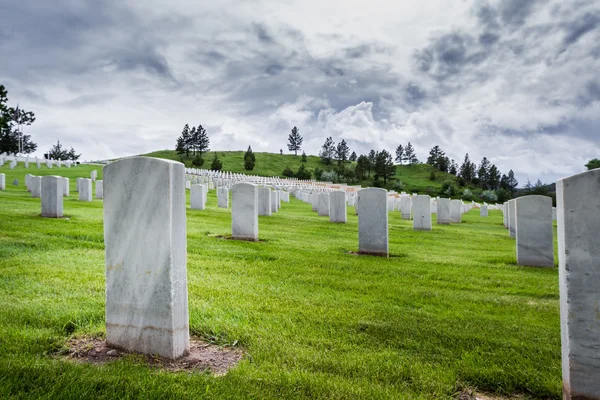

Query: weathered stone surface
left=480, top=205, right=488, bottom=217
left=31, top=176, right=42, bottom=198
left=0, top=173, right=5, bottom=190
left=515, top=195, right=554, bottom=267
left=270, top=190, right=277, bottom=213
left=329, top=191, right=347, bottom=223
left=79, top=179, right=92, bottom=202
left=258, top=187, right=272, bottom=216
left=103, top=156, right=189, bottom=360
left=91, top=170, right=97, bottom=182
left=358, top=188, right=388, bottom=257
left=190, top=184, right=206, bottom=210
left=436, top=198, right=451, bottom=224
left=41, top=176, right=63, bottom=218
left=96, top=180, right=103, bottom=199
left=63, top=178, right=69, bottom=197
left=557, top=169, right=600, bottom=399
left=217, top=187, right=229, bottom=208
left=503, top=202, right=508, bottom=228
left=508, top=199, right=516, bottom=238
left=450, top=200, right=462, bottom=223
left=318, top=193, right=330, bottom=217
left=231, top=182, right=258, bottom=241
left=76, top=178, right=83, bottom=193
left=400, top=196, right=412, bottom=220
left=413, top=195, right=432, bottom=231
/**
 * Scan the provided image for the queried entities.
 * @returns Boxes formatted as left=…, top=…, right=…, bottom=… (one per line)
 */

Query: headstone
left=25, top=174, right=33, bottom=192
left=357, top=188, right=388, bottom=257
left=103, top=157, right=189, bottom=360
left=79, top=178, right=92, bottom=202
left=556, top=169, right=600, bottom=398
left=63, top=177, right=70, bottom=197
left=318, top=193, right=330, bottom=217
left=258, top=187, right=272, bottom=216
left=436, top=198, right=451, bottom=224
left=12, top=179, right=18, bottom=186
left=450, top=200, right=462, bottom=223
left=9, top=160, right=16, bottom=169
left=31, top=176, right=42, bottom=198
left=329, top=191, right=347, bottom=223
left=480, top=205, right=488, bottom=217
left=552, top=207, right=557, bottom=221
left=413, top=195, right=432, bottom=231
left=91, top=170, right=97, bottom=182
left=47, top=161, right=52, bottom=169
left=231, top=182, right=258, bottom=241
left=96, top=180, right=103, bottom=199
left=400, top=196, right=412, bottom=220
left=503, top=202, right=508, bottom=228
left=41, top=176, right=64, bottom=218
left=271, top=190, right=277, bottom=213
left=0, top=173, right=5, bottom=190
left=76, top=178, right=83, bottom=193
left=508, top=199, right=516, bottom=238
left=190, top=184, right=206, bottom=210
left=515, top=195, right=554, bottom=267
left=217, top=187, right=229, bottom=208
left=36, top=161, right=41, bottom=169
left=311, top=193, right=318, bottom=212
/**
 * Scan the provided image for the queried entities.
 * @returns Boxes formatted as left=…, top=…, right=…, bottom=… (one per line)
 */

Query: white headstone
left=190, top=184, right=206, bottom=210
left=103, top=156, right=189, bottom=360
left=231, top=182, right=258, bottom=241
left=480, top=205, right=488, bottom=217
left=508, top=199, right=516, bottom=238
left=270, top=190, right=277, bottom=213
left=218, top=187, right=229, bottom=208
left=413, top=195, right=432, bottom=231
left=31, top=176, right=42, bottom=198
left=329, top=191, right=347, bottom=223
left=258, top=187, right=272, bottom=216
left=91, top=170, right=97, bottom=182
left=79, top=179, right=92, bottom=202
left=400, top=196, right=412, bottom=220
left=63, top=177, right=70, bottom=197
left=515, top=195, right=554, bottom=267
left=0, top=173, right=5, bottom=190
left=96, top=180, right=103, bottom=199
left=557, top=169, right=600, bottom=398
left=41, top=176, right=64, bottom=218
left=357, top=188, right=388, bottom=257
left=76, top=178, right=83, bottom=193
left=450, top=200, right=462, bottom=223
left=436, top=198, right=451, bottom=224
left=318, top=193, right=330, bottom=216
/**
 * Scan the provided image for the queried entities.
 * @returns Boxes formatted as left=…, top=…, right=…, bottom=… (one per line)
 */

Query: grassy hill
left=142, top=150, right=459, bottom=193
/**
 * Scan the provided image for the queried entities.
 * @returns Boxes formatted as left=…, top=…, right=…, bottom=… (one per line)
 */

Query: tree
left=178, top=124, right=191, bottom=156
left=192, top=124, right=210, bottom=156
left=335, top=139, right=350, bottom=165
left=296, top=164, right=311, bottom=180
left=282, top=166, right=295, bottom=177
left=374, top=150, right=396, bottom=185
left=175, top=136, right=186, bottom=155
left=403, top=142, right=418, bottom=165
left=395, top=145, right=404, bottom=164
left=287, top=126, right=303, bottom=156
left=507, top=169, right=518, bottom=196
left=192, top=154, right=204, bottom=167
left=349, top=151, right=357, bottom=162
left=477, top=157, right=491, bottom=189
left=301, top=151, right=307, bottom=162
left=459, top=153, right=476, bottom=183
left=426, top=145, right=447, bottom=171
left=46, top=140, right=81, bottom=161
left=355, top=155, right=370, bottom=180
left=488, top=165, right=500, bottom=190
left=244, top=145, right=256, bottom=171
left=319, top=137, right=335, bottom=165
left=0, top=85, right=37, bottom=154
left=367, top=149, right=377, bottom=178
left=449, top=159, right=458, bottom=176
left=585, top=158, right=600, bottom=170
left=210, top=153, right=222, bottom=171
left=66, top=147, right=81, bottom=161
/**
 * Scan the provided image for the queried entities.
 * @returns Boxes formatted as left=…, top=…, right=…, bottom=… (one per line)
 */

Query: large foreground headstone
left=329, top=191, right=347, bottom=223
left=557, top=169, right=600, bottom=399
left=41, top=176, right=63, bottom=218
left=231, top=182, right=258, bottom=241
left=413, top=195, right=432, bottom=231
left=437, top=198, right=451, bottom=224
left=258, top=187, right=272, bottom=216
left=79, top=179, right=92, bottom=201
left=357, top=188, right=388, bottom=257
left=103, top=157, right=189, bottom=360
left=515, top=195, right=554, bottom=267
left=450, top=200, right=462, bottom=223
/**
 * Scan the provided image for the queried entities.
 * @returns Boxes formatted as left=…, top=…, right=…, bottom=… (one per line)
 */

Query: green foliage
left=319, top=137, right=335, bottom=165
left=349, top=151, right=357, bottom=162
left=496, top=188, right=510, bottom=203
left=355, top=155, right=370, bottom=181
left=459, top=153, right=476, bottom=184
left=393, top=180, right=405, bottom=192
left=462, top=189, right=473, bottom=201
left=403, top=142, right=419, bottom=165
left=46, top=140, right=81, bottom=161
left=426, top=145, right=449, bottom=172
left=210, top=153, right=222, bottom=171
left=314, top=167, right=324, bottom=180
left=295, top=164, right=311, bottom=180
left=321, top=170, right=339, bottom=183
left=0, top=85, right=37, bottom=154
left=192, top=154, right=204, bottom=167
left=287, top=126, right=303, bottom=156
left=374, top=150, right=396, bottom=185
left=282, top=166, right=295, bottom=177
left=335, top=139, right=350, bottom=165
left=481, top=190, right=498, bottom=203
left=585, top=158, right=600, bottom=170
left=244, top=146, right=256, bottom=171
left=429, top=171, right=436, bottom=181
left=301, top=151, right=307, bottom=162
left=395, top=144, right=404, bottom=164
left=176, top=123, right=209, bottom=157
left=441, top=179, right=458, bottom=197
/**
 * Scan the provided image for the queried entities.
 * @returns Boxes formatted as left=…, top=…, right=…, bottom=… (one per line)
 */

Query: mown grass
left=0, top=164, right=561, bottom=399
left=142, top=150, right=456, bottom=192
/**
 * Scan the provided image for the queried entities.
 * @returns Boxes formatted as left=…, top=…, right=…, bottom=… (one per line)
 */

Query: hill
left=141, top=150, right=459, bottom=193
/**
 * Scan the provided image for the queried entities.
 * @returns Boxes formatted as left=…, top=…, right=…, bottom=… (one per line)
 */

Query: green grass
left=0, top=164, right=561, bottom=399
left=142, top=150, right=457, bottom=193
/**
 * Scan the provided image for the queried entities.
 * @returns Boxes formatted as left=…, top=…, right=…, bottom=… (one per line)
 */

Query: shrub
left=481, top=190, right=498, bottom=202
left=296, top=164, right=311, bottom=180
left=429, top=171, right=436, bottom=181
left=192, top=155, right=204, bottom=167
left=282, top=166, right=295, bottom=177
left=321, top=170, right=339, bottom=183
left=462, top=189, right=473, bottom=201
left=441, top=179, right=457, bottom=197
left=393, top=181, right=404, bottom=192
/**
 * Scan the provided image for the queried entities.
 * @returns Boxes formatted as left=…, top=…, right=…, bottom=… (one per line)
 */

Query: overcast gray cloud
left=1, top=0, right=598, bottom=183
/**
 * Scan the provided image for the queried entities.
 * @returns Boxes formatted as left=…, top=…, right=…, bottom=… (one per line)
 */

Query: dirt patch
left=456, top=388, right=525, bottom=400
left=60, top=337, right=244, bottom=376
left=212, top=234, right=267, bottom=242
left=346, top=251, right=405, bottom=258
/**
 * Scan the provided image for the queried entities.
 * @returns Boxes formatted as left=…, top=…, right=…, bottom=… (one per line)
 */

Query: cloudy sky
left=1, top=0, right=599, bottom=183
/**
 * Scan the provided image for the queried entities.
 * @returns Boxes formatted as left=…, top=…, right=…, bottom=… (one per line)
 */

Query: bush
left=314, top=167, right=324, bottom=181
left=296, top=164, right=311, bottom=180
left=192, top=155, right=204, bottom=167
left=441, top=179, right=457, bottom=197
left=393, top=181, right=404, bottom=192
left=429, top=171, right=436, bottom=181
left=481, top=190, right=498, bottom=202
left=210, top=153, right=222, bottom=171
left=462, top=189, right=473, bottom=201
left=321, top=170, right=339, bottom=183
left=282, top=166, right=295, bottom=177
left=301, top=151, right=307, bottom=163
left=496, top=188, right=510, bottom=203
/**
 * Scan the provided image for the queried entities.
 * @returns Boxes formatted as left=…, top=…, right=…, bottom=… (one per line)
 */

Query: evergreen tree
left=287, top=126, right=303, bottom=156
left=477, top=157, right=491, bottom=189
left=335, top=139, right=350, bottom=165
left=374, top=150, right=396, bottom=185
left=319, top=137, right=335, bottom=165
left=47, top=140, right=68, bottom=160
left=449, top=159, right=458, bottom=175
left=188, top=126, right=197, bottom=154
left=349, top=151, right=357, bottom=162
left=403, top=142, right=418, bottom=165
left=426, top=145, right=448, bottom=171
left=459, top=153, right=476, bottom=183
left=194, top=124, right=210, bottom=156
left=301, top=151, right=307, bottom=162
left=244, top=145, right=256, bottom=171
left=175, top=136, right=186, bottom=155
left=179, top=124, right=191, bottom=156
left=210, top=153, right=222, bottom=171
left=0, top=85, right=37, bottom=154
left=395, top=144, right=404, bottom=164
left=355, top=155, right=370, bottom=180
left=585, top=158, right=600, bottom=170
left=66, top=147, right=81, bottom=161
left=488, top=165, right=500, bottom=190
left=367, top=149, right=377, bottom=178
left=507, top=170, right=518, bottom=196
left=296, top=164, right=311, bottom=180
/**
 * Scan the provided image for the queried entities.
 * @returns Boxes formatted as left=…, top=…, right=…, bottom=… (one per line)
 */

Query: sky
left=1, top=0, right=599, bottom=184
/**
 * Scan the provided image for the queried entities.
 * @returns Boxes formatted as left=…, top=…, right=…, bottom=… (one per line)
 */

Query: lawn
left=0, top=163, right=561, bottom=399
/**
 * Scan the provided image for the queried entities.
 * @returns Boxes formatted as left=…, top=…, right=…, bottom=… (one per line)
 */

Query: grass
left=0, top=163, right=561, bottom=399
left=142, top=150, right=457, bottom=193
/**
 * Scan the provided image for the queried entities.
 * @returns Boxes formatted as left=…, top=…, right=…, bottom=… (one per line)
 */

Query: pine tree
left=355, top=155, right=370, bottom=180
left=47, top=140, right=68, bottom=160
left=367, top=150, right=376, bottom=178
left=426, top=145, right=447, bottom=171
left=0, top=85, right=37, bottom=154
left=404, top=142, right=418, bottom=165
left=585, top=158, right=600, bottom=170
left=349, top=151, right=357, bottom=162
left=507, top=170, right=518, bottom=196
left=210, top=153, right=222, bottom=171
left=478, top=157, right=491, bottom=189
left=296, top=164, right=311, bottom=180
left=374, top=150, right=396, bottom=185
left=459, top=153, right=476, bottom=183
left=335, top=139, right=350, bottom=165
left=180, top=124, right=191, bottom=157
left=449, top=159, right=458, bottom=175
left=287, top=126, right=303, bottom=156
left=319, top=137, right=335, bottom=165
left=195, top=124, right=210, bottom=156
left=488, top=165, right=500, bottom=190
left=395, top=144, right=404, bottom=164
left=244, top=145, right=256, bottom=171
left=301, top=151, right=307, bottom=162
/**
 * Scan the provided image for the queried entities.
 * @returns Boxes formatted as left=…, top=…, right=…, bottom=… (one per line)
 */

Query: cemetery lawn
left=0, top=165, right=560, bottom=399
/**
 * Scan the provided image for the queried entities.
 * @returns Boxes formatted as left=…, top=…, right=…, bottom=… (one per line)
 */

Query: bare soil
left=60, top=337, right=244, bottom=376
